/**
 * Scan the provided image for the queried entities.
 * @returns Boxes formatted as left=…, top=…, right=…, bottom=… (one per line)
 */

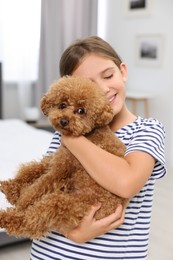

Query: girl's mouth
left=108, top=94, right=117, bottom=104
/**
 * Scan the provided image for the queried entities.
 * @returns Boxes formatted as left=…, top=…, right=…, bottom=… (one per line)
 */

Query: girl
left=30, top=36, right=166, bottom=259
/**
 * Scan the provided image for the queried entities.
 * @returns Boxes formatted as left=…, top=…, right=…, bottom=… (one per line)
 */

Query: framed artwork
left=135, top=34, right=164, bottom=67
left=123, top=0, right=152, bottom=17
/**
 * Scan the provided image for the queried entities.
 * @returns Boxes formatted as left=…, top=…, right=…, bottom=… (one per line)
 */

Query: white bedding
left=0, top=119, right=53, bottom=217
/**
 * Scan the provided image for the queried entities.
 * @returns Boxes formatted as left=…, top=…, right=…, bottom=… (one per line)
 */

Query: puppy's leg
left=0, top=190, right=96, bottom=239
left=0, top=155, right=51, bottom=205
left=0, top=209, right=23, bottom=235
left=16, top=150, right=74, bottom=210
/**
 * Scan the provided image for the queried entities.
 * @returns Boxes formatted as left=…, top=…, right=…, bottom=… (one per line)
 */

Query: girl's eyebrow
left=101, top=67, right=115, bottom=74
left=89, top=67, right=115, bottom=81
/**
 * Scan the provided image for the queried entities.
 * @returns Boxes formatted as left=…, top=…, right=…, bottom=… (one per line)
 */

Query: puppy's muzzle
left=60, top=118, right=69, bottom=127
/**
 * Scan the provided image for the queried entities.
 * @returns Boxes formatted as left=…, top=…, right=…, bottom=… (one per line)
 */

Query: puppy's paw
left=0, top=180, right=20, bottom=205
left=0, top=180, right=9, bottom=194
left=0, top=211, right=7, bottom=228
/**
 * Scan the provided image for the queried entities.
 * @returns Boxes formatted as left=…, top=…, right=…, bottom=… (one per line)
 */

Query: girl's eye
left=76, top=108, right=85, bottom=114
left=104, top=74, right=113, bottom=79
left=58, top=102, right=67, bottom=109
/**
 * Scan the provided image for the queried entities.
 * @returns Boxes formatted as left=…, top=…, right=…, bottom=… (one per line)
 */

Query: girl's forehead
left=72, top=55, right=116, bottom=78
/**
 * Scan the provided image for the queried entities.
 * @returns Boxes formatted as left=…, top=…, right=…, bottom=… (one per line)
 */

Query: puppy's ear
left=40, top=95, right=49, bottom=116
left=95, top=104, right=114, bottom=125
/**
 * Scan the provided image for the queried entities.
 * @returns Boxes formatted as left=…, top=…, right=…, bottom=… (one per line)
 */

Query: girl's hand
left=65, top=203, right=125, bottom=243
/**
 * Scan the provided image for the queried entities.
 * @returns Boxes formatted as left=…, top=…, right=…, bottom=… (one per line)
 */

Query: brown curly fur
left=0, top=76, right=127, bottom=239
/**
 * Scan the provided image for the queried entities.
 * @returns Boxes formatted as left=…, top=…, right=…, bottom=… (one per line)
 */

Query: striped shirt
left=30, top=116, right=166, bottom=260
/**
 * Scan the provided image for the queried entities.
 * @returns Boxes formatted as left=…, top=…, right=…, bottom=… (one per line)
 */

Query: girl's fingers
left=109, top=207, right=125, bottom=229
left=66, top=204, right=125, bottom=243
left=96, top=204, right=123, bottom=225
left=84, top=203, right=102, bottom=220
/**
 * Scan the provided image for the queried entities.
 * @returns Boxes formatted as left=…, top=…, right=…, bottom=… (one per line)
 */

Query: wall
left=3, top=82, right=37, bottom=119
left=102, top=0, right=173, bottom=169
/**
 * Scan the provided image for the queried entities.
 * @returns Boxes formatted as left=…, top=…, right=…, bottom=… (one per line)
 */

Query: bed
left=0, top=119, right=54, bottom=246
left=0, top=62, right=54, bottom=246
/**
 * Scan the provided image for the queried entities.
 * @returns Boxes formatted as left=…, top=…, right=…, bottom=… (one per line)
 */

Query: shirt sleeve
left=125, top=119, right=166, bottom=179
left=46, top=131, right=61, bottom=154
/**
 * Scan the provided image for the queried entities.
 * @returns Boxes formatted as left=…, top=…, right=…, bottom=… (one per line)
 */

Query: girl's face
left=72, top=54, right=128, bottom=116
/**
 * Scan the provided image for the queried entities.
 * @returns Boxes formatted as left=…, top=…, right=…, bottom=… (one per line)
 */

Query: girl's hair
left=59, top=36, right=122, bottom=77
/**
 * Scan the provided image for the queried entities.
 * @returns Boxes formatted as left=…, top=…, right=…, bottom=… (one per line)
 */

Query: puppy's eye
left=76, top=108, right=85, bottom=115
left=58, top=102, right=67, bottom=109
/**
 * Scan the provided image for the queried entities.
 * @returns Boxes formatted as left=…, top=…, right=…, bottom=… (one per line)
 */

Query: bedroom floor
left=0, top=171, right=173, bottom=260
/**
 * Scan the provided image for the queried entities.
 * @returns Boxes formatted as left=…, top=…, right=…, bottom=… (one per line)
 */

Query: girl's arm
left=62, top=135, right=155, bottom=199
left=61, top=134, right=155, bottom=243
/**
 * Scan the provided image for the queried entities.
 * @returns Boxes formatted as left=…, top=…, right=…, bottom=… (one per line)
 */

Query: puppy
left=0, top=76, right=127, bottom=239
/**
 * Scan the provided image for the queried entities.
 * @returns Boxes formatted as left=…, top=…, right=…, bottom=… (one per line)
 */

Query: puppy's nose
left=60, top=118, right=69, bottom=127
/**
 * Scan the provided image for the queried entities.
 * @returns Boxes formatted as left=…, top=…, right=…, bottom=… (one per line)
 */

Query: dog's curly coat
left=0, top=76, right=127, bottom=239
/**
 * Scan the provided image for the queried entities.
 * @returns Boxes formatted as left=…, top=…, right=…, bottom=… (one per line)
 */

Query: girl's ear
left=120, top=63, right=128, bottom=82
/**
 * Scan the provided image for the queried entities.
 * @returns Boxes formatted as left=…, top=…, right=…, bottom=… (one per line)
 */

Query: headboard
left=0, top=62, right=2, bottom=119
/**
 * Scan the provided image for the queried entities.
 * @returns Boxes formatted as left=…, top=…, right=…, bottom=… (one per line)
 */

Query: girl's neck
left=109, top=105, right=137, bottom=132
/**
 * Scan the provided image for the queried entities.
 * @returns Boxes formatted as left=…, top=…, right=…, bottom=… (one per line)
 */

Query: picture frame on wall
left=135, top=34, right=164, bottom=67
left=123, top=0, right=152, bottom=17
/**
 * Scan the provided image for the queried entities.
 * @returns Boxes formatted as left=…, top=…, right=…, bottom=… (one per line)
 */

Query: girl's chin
left=112, top=108, right=120, bottom=116
left=112, top=103, right=123, bottom=116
